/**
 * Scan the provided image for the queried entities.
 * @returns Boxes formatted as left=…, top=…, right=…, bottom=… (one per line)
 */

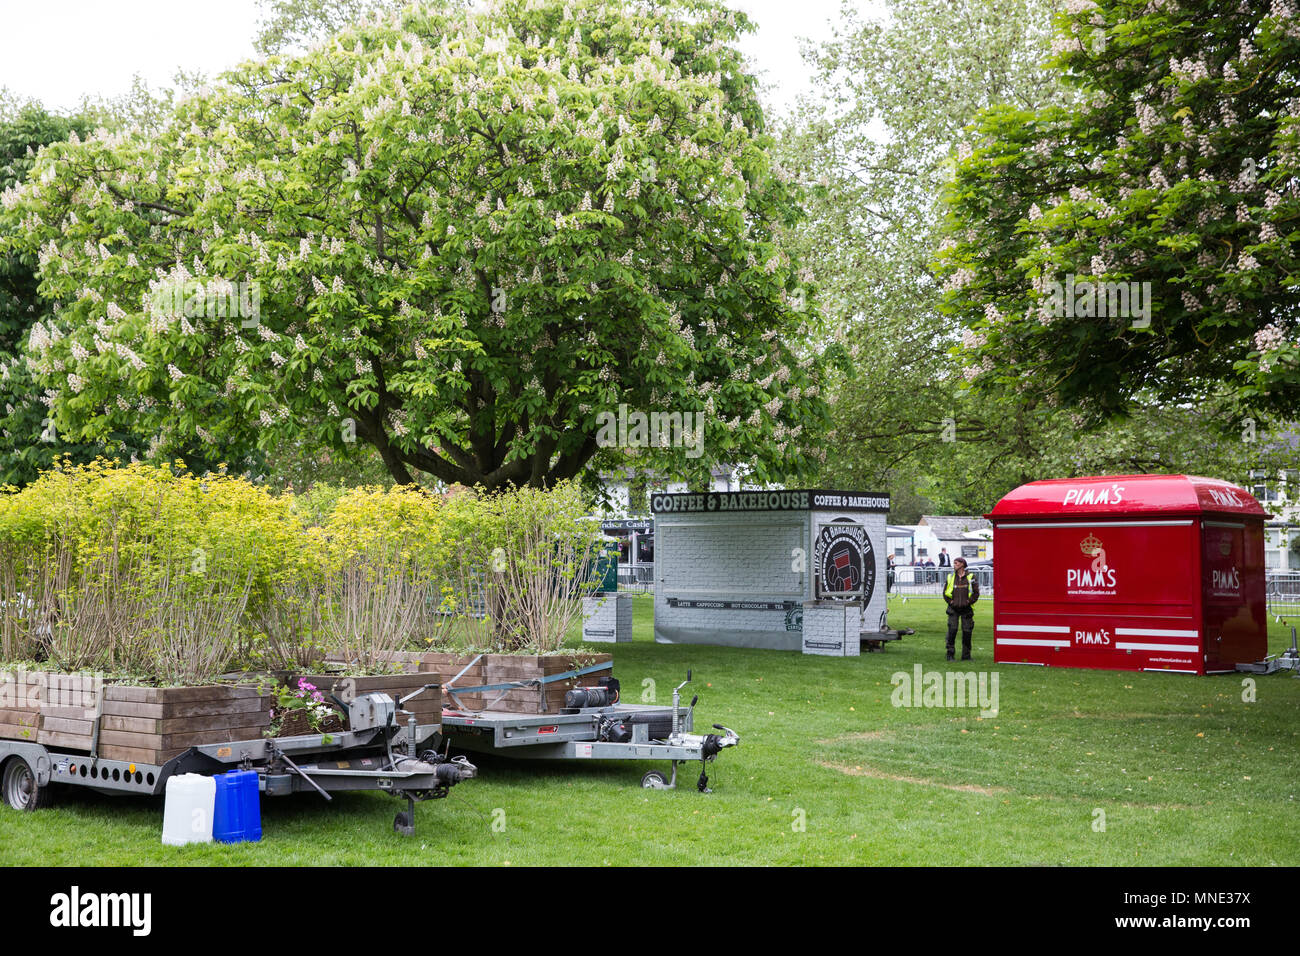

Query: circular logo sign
left=815, top=520, right=875, bottom=603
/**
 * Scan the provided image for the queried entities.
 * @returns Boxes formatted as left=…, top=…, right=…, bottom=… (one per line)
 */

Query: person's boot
left=961, top=635, right=972, bottom=661
left=945, top=641, right=955, bottom=662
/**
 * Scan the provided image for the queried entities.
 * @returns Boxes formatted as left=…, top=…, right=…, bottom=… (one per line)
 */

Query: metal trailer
left=0, top=684, right=476, bottom=836
left=1236, top=626, right=1300, bottom=677
left=442, top=670, right=739, bottom=792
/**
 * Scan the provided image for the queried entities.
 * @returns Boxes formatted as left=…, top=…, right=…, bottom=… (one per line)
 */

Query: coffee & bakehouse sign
left=650, top=490, right=890, bottom=514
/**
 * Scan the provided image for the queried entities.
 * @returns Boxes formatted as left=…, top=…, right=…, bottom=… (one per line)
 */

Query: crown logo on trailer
left=1079, top=533, right=1103, bottom=556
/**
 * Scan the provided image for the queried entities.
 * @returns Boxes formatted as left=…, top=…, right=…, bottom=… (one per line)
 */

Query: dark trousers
left=946, top=605, right=974, bottom=657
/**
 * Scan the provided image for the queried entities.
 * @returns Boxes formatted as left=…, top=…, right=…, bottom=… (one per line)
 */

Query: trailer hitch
left=391, top=755, right=477, bottom=836
left=697, top=724, right=739, bottom=792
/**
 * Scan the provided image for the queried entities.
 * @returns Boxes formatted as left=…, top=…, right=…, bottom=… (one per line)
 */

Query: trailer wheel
left=393, top=810, right=415, bottom=836
left=3, top=757, right=51, bottom=811
left=641, top=770, right=670, bottom=790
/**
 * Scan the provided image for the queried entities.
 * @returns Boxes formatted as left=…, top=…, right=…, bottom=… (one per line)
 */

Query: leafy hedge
left=0, top=461, right=603, bottom=683
left=0, top=460, right=302, bottom=682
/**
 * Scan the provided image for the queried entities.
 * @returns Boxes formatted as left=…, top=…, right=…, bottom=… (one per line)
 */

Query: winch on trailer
left=441, top=667, right=739, bottom=792
left=0, top=681, right=476, bottom=837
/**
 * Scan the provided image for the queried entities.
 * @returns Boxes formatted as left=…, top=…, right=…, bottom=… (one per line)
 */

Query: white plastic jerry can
left=161, top=773, right=216, bottom=846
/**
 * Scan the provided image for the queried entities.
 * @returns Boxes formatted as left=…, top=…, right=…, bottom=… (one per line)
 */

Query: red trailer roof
left=986, top=474, right=1269, bottom=520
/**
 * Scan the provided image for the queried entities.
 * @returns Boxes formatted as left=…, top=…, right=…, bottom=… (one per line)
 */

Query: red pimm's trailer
left=986, top=475, right=1268, bottom=674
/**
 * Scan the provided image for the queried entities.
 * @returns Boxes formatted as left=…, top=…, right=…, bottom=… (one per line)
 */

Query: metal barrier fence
left=610, top=566, right=1300, bottom=613
left=617, top=565, right=655, bottom=593
left=892, top=568, right=1300, bottom=612
left=888, top=565, right=993, bottom=597
left=1267, top=571, right=1300, bottom=621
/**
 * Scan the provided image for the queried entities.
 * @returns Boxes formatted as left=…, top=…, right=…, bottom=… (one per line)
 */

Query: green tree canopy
left=939, top=0, right=1300, bottom=425
left=777, top=0, right=1065, bottom=510
left=781, top=0, right=1298, bottom=517
left=0, top=102, right=154, bottom=484
left=2, top=0, right=835, bottom=490
left=254, top=0, right=412, bottom=55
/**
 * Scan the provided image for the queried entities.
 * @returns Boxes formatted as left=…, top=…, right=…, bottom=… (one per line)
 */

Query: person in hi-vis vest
left=942, top=557, right=980, bottom=661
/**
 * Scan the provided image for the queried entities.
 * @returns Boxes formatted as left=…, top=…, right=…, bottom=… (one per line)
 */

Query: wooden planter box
left=0, top=670, right=43, bottom=742
left=0, top=672, right=271, bottom=766
left=414, top=652, right=487, bottom=711
left=314, top=651, right=614, bottom=713
left=413, top=652, right=613, bottom=714
left=97, top=685, right=270, bottom=765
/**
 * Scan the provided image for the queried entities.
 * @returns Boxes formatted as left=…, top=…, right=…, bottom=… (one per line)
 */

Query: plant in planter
left=251, top=578, right=331, bottom=674
left=422, top=487, right=502, bottom=651
left=388, top=482, right=614, bottom=712
left=265, top=678, right=344, bottom=739
left=140, top=547, right=255, bottom=687
left=309, top=485, right=443, bottom=672
left=479, top=481, right=605, bottom=654
left=28, top=537, right=145, bottom=672
left=0, top=461, right=310, bottom=762
left=0, top=460, right=303, bottom=680
left=323, top=556, right=426, bottom=671
left=0, top=480, right=158, bottom=671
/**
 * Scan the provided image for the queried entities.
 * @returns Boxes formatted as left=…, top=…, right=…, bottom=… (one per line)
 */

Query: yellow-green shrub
left=0, top=459, right=305, bottom=682
left=0, top=461, right=609, bottom=679
left=283, top=485, right=443, bottom=671
left=477, top=481, right=603, bottom=653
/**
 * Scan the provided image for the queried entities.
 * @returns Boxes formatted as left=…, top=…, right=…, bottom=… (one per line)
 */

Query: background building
left=1252, top=471, right=1300, bottom=570
left=893, top=515, right=994, bottom=564
left=599, top=464, right=748, bottom=518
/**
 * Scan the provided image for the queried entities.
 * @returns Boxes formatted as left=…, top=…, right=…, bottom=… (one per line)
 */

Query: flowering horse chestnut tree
left=939, top=0, right=1300, bottom=425
left=2, top=0, right=834, bottom=489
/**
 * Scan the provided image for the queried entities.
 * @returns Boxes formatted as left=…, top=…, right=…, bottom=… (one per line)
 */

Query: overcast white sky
left=0, top=0, right=865, bottom=117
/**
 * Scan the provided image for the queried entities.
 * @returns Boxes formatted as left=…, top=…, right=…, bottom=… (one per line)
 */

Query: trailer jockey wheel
left=3, top=757, right=51, bottom=811
left=641, top=770, right=670, bottom=789
left=393, top=794, right=417, bottom=836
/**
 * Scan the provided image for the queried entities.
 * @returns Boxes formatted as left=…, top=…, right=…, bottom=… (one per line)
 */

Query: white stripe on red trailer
left=995, top=624, right=1071, bottom=633
left=1116, top=642, right=1198, bottom=652
left=997, top=519, right=1194, bottom=529
left=1114, top=627, right=1199, bottom=638
left=995, top=637, right=1072, bottom=647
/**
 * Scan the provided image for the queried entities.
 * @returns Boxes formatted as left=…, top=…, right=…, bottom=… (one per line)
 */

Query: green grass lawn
left=3, top=593, right=1298, bottom=865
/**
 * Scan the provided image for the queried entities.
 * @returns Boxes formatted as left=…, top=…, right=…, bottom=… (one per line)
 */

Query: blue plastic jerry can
left=212, top=770, right=262, bottom=844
